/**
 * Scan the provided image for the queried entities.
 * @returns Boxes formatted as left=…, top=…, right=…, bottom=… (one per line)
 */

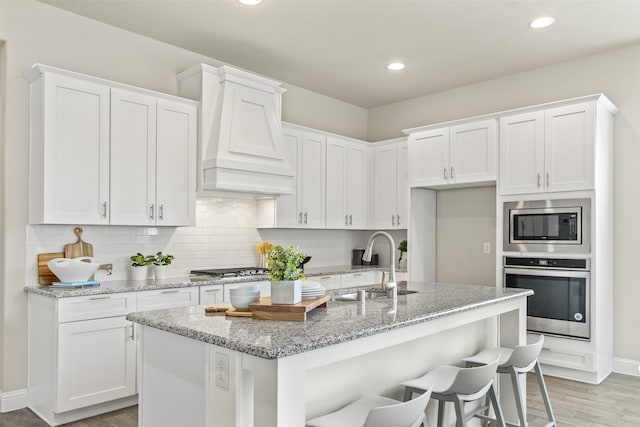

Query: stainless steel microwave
left=503, top=198, right=591, bottom=253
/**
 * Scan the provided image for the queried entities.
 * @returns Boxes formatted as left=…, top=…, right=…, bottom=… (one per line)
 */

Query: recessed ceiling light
left=529, top=16, right=555, bottom=29
left=238, top=0, right=262, bottom=5
left=387, top=62, right=405, bottom=71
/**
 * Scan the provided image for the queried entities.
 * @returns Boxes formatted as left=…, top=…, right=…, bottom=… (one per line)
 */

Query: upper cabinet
left=499, top=98, right=614, bottom=195
left=26, top=64, right=197, bottom=226
left=257, top=125, right=326, bottom=228
left=326, top=137, right=369, bottom=229
left=372, top=140, right=408, bottom=229
left=407, top=119, right=496, bottom=189
left=177, top=64, right=294, bottom=196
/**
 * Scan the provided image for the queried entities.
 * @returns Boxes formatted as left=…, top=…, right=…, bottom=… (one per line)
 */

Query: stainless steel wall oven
left=503, top=198, right=590, bottom=253
left=504, top=256, right=590, bottom=340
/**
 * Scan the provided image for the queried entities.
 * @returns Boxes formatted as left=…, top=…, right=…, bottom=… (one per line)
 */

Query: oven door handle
left=504, top=267, right=590, bottom=278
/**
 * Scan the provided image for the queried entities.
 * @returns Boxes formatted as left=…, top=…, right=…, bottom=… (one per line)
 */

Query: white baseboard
left=0, top=389, right=28, bottom=413
left=612, top=357, right=640, bottom=377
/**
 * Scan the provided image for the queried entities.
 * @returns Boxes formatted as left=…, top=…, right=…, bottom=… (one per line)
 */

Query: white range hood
left=177, top=64, right=294, bottom=196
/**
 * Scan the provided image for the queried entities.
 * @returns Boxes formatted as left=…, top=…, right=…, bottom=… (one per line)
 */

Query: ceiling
left=40, top=0, right=640, bottom=109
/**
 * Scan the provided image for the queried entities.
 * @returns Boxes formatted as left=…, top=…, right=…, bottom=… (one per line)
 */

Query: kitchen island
left=127, top=282, right=532, bottom=427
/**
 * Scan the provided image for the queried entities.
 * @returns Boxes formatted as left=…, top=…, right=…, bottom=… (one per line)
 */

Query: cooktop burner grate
left=190, top=267, right=268, bottom=278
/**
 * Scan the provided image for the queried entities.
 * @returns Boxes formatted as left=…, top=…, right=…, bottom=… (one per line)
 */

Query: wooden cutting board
left=64, top=227, right=93, bottom=258
left=249, top=294, right=330, bottom=321
left=37, top=252, right=64, bottom=285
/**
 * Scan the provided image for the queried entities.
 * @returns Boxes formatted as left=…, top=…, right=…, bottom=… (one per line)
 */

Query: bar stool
left=462, top=335, right=556, bottom=427
left=305, top=387, right=432, bottom=427
left=402, top=356, right=505, bottom=427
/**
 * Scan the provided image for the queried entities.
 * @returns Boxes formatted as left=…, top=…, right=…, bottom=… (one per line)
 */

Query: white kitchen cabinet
left=499, top=101, right=595, bottom=195
left=137, top=287, right=199, bottom=311
left=326, top=137, right=369, bottom=229
left=372, top=140, right=408, bottom=229
left=341, top=271, right=382, bottom=288
left=258, top=125, right=326, bottom=228
left=312, top=274, right=341, bottom=290
left=199, top=284, right=224, bottom=306
left=26, top=64, right=197, bottom=226
left=28, top=70, right=111, bottom=225
left=408, top=119, right=495, bottom=189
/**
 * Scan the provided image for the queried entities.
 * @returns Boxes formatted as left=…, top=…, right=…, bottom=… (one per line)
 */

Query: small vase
left=153, top=265, right=168, bottom=280
left=270, top=280, right=302, bottom=305
left=398, top=251, right=408, bottom=269
left=130, top=265, right=148, bottom=281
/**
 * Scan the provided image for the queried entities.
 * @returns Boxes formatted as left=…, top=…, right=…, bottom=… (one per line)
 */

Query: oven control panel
left=504, top=256, right=589, bottom=270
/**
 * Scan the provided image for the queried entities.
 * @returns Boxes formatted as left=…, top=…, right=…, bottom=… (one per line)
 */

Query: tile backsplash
left=27, top=196, right=407, bottom=284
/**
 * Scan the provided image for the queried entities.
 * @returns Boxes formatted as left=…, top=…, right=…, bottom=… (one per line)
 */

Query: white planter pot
left=130, top=265, right=148, bottom=281
left=270, top=280, right=302, bottom=305
left=153, top=265, right=168, bottom=280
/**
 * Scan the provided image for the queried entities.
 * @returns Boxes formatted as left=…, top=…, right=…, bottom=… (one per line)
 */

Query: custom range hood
left=177, top=64, right=294, bottom=195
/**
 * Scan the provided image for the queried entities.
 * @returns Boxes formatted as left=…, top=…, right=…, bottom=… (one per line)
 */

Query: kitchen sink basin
left=332, top=287, right=418, bottom=302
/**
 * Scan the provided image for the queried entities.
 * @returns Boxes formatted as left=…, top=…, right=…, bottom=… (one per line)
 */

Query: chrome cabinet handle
left=396, top=215, right=400, bottom=225
left=349, top=214, right=352, bottom=225
left=159, top=204, right=164, bottom=220
left=537, top=173, right=541, bottom=187
left=102, top=202, right=108, bottom=218
left=204, top=289, right=221, bottom=293
left=546, top=172, right=550, bottom=187
left=150, top=204, right=155, bottom=220
left=320, top=276, right=331, bottom=280
left=392, top=215, right=396, bottom=226
left=130, top=324, right=135, bottom=341
left=450, top=166, right=455, bottom=179
left=89, top=295, right=111, bottom=300
left=298, top=212, right=303, bottom=224
left=161, top=289, right=180, bottom=294
left=345, top=215, right=348, bottom=225
left=304, top=212, right=308, bottom=224
left=353, top=273, right=363, bottom=277
left=443, top=167, right=448, bottom=180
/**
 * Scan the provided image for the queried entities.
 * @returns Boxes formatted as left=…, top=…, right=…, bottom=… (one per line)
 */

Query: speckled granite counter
left=23, top=264, right=404, bottom=298
left=127, top=282, right=531, bottom=359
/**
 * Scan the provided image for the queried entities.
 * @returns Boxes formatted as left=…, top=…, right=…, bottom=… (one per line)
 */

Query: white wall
left=0, top=0, right=368, bottom=394
left=368, top=42, right=640, bottom=362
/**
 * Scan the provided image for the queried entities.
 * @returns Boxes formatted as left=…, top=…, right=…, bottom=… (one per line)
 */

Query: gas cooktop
left=190, top=267, right=268, bottom=279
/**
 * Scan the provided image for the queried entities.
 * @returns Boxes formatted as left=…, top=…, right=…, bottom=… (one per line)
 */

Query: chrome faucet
left=362, top=231, right=397, bottom=292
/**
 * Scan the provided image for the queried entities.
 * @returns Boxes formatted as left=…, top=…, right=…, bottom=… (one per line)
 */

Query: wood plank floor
left=1, top=373, right=639, bottom=426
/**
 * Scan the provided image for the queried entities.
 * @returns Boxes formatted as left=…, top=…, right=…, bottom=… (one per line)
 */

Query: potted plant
left=130, top=252, right=154, bottom=281
left=152, top=251, right=174, bottom=280
left=266, top=245, right=306, bottom=304
left=398, top=240, right=408, bottom=269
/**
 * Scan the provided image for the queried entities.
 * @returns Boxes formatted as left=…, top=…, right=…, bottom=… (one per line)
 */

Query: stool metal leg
left=509, top=368, right=527, bottom=427
left=487, top=383, right=506, bottom=427
left=437, top=400, right=445, bottom=427
left=453, top=396, right=466, bottom=427
left=534, top=361, right=557, bottom=426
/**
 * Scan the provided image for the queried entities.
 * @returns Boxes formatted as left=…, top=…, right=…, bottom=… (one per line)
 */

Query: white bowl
left=47, top=257, right=101, bottom=283
left=229, top=285, right=260, bottom=295
left=229, top=294, right=260, bottom=310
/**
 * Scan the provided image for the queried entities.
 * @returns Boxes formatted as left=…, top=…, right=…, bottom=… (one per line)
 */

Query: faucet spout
left=363, top=231, right=397, bottom=290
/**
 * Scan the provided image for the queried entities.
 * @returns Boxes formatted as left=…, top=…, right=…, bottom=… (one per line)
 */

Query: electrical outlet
left=483, top=242, right=491, bottom=254
left=215, top=352, right=229, bottom=389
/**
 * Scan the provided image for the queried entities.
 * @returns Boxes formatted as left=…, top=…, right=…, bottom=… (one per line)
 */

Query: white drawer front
left=58, top=293, right=137, bottom=323
left=313, top=275, right=341, bottom=290
left=137, top=287, right=199, bottom=311
left=539, top=347, right=596, bottom=372
left=199, top=285, right=224, bottom=306
left=341, top=271, right=380, bottom=288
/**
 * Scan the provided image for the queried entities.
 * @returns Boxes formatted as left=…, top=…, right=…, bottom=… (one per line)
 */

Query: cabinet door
left=545, top=102, right=595, bottom=192
left=449, top=119, right=495, bottom=185
left=300, top=133, right=326, bottom=228
left=347, top=143, right=369, bottom=229
left=156, top=98, right=197, bottom=226
left=276, top=127, right=302, bottom=227
left=325, top=138, right=348, bottom=229
left=57, top=316, right=135, bottom=412
left=199, top=285, right=224, bottom=306
left=110, top=88, right=157, bottom=225
left=137, top=287, right=199, bottom=310
left=396, top=142, right=409, bottom=229
left=499, top=111, right=545, bottom=195
left=408, top=128, right=449, bottom=187
left=373, top=145, right=397, bottom=228
left=38, top=74, right=110, bottom=224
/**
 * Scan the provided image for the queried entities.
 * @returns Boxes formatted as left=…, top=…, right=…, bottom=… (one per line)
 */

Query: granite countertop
left=23, top=265, right=405, bottom=298
left=126, top=282, right=532, bottom=359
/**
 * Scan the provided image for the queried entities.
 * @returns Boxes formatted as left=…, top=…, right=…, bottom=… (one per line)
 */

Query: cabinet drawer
left=313, top=275, right=341, bottom=290
left=199, top=285, right=223, bottom=306
left=137, top=287, right=199, bottom=310
left=58, top=293, right=137, bottom=323
left=341, top=271, right=381, bottom=288
left=538, top=347, right=595, bottom=372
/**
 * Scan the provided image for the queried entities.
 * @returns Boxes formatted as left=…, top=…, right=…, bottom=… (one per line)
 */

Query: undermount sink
left=333, top=287, right=417, bottom=302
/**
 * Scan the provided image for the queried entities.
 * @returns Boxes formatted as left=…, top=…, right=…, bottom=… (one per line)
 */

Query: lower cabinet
left=57, top=316, right=136, bottom=412
left=199, top=284, right=224, bottom=306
